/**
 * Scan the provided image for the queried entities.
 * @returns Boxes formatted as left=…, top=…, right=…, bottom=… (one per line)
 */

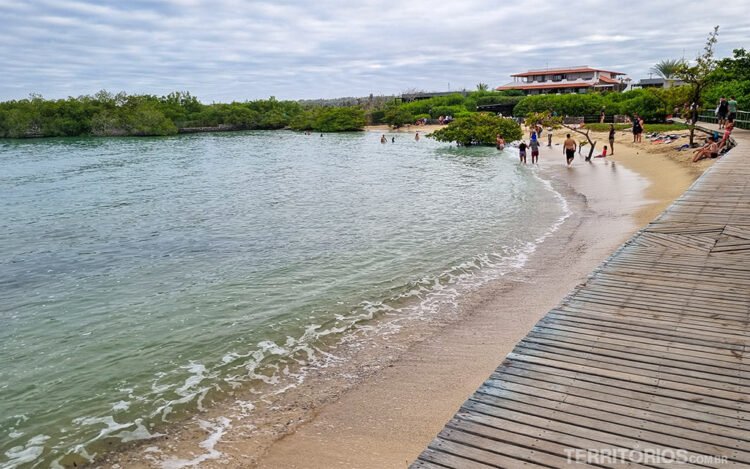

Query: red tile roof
left=597, top=76, right=622, bottom=84
left=496, top=82, right=593, bottom=91
left=510, top=67, right=625, bottom=77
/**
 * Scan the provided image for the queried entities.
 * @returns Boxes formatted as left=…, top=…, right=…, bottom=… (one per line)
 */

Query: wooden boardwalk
left=412, top=126, right=750, bottom=468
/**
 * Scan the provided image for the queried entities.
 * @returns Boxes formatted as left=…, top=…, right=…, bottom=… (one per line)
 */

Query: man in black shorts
left=563, top=134, right=576, bottom=166
left=717, top=97, right=729, bottom=129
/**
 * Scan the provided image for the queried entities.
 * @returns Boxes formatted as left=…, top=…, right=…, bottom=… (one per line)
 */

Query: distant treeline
left=0, top=91, right=369, bottom=138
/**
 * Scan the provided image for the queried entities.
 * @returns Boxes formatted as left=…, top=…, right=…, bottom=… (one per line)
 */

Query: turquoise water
left=0, top=131, right=566, bottom=467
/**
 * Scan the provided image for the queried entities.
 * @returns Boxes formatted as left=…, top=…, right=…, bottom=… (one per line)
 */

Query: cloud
left=0, top=0, right=747, bottom=101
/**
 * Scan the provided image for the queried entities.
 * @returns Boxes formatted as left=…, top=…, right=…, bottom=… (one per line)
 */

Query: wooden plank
left=512, top=344, right=748, bottom=391
left=464, top=400, right=722, bottom=467
left=478, top=379, right=750, bottom=445
left=416, top=447, right=495, bottom=468
left=503, top=352, right=749, bottom=404
left=428, top=437, right=551, bottom=468
left=438, top=427, right=582, bottom=468
left=495, top=367, right=750, bottom=427
left=522, top=332, right=749, bottom=380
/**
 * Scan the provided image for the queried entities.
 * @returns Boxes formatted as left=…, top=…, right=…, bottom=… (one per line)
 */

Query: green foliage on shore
left=429, top=113, right=522, bottom=146
left=0, top=92, right=306, bottom=138
left=705, top=48, right=750, bottom=109
left=383, top=104, right=414, bottom=127
left=392, top=91, right=523, bottom=121
left=289, top=106, right=366, bottom=131
left=511, top=88, right=688, bottom=121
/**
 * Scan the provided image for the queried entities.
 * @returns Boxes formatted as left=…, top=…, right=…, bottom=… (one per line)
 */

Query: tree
left=676, top=26, right=719, bottom=145
left=429, top=112, right=522, bottom=146
left=476, top=83, right=489, bottom=91
left=526, top=111, right=598, bottom=161
left=383, top=104, right=414, bottom=128
left=650, top=59, right=686, bottom=80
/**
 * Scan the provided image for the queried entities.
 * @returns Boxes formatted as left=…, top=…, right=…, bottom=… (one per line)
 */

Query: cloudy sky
left=1, top=0, right=748, bottom=102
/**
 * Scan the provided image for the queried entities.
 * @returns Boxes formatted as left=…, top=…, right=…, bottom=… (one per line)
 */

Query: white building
left=496, top=66, right=628, bottom=95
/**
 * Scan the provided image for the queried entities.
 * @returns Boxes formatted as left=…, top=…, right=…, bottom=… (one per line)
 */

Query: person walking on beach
left=563, top=134, right=576, bottom=166
left=529, top=137, right=540, bottom=164
left=728, top=96, right=738, bottom=121
left=519, top=141, right=527, bottom=164
left=608, top=124, right=616, bottom=155
left=632, top=115, right=643, bottom=143
left=717, top=97, right=729, bottom=129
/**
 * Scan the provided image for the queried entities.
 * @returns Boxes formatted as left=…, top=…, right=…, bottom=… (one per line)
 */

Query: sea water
left=0, top=131, right=568, bottom=467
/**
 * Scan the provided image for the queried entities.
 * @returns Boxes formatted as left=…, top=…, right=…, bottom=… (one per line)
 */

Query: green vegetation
left=0, top=91, right=309, bottom=138
left=382, top=104, right=414, bottom=127
left=676, top=26, right=719, bottom=144
left=651, top=59, right=686, bottom=80
left=705, top=48, right=750, bottom=110
left=429, top=113, right=522, bottom=146
left=289, top=106, right=366, bottom=131
left=511, top=88, right=688, bottom=121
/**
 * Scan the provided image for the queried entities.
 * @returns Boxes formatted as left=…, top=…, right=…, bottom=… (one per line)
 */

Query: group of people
left=505, top=124, right=615, bottom=167
left=380, top=132, right=421, bottom=143
left=437, top=115, right=453, bottom=125
left=693, top=112, right=736, bottom=162
left=716, top=96, right=738, bottom=129
left=516, top=131, right=542, bottom=165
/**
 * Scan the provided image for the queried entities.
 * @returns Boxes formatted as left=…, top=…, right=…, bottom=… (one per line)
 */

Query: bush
left=290, top=106, right=366, bottom=132
left=511, top=89, right=680, bottom=121
left=429, top=113, right=522, bottom=146
left=367, top=109, right=385, bottom=125
left=429, top=105, right=464, bottom=118
left=383, top=105, right=414, bottom=127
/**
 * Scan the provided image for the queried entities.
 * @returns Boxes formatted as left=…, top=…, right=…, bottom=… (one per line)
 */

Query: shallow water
left=0, top=131, right=566, bottom=467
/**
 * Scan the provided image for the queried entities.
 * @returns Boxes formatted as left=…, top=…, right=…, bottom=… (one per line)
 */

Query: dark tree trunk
left=562, top=124, right=597, bottom=161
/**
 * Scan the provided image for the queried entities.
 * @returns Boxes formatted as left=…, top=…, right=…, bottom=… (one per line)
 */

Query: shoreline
left=98, top=134, right=712, bottom=469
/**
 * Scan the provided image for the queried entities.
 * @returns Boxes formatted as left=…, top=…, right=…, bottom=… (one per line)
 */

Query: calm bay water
left=0, top=131, right=566, bottom=467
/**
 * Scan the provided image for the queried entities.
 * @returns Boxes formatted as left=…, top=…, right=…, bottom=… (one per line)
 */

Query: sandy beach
left=99, top=129, right=713, bottom=469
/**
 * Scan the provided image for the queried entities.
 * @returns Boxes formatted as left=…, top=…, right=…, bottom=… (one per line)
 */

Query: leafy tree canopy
left=429, top=113, right=522, bottom=146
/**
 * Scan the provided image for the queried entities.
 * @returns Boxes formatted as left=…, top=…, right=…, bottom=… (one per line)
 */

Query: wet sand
left=100, top=132, right=712, bottom=469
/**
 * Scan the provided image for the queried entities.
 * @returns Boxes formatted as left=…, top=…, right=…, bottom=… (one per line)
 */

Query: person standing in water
left=415, top=131, right=420, bottom=141
left=518, top=141, right=528, bottom=164
left=496, top=134, right=505, bottom=150
left=547, top=128, right=552, bottom=147
left=563, top=133, right=576, bottom=166
left=608, top=124, right=616, bottom=155
left=529, top=137, right=540, bottom=164
left=381, top=134, right=387, bottom=144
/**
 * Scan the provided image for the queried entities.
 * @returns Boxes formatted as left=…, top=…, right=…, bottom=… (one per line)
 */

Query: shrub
left=429, top=113, right=522, bottom=146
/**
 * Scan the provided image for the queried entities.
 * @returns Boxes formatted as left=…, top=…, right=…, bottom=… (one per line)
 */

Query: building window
left=552, top=74, right=566, bottom=82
